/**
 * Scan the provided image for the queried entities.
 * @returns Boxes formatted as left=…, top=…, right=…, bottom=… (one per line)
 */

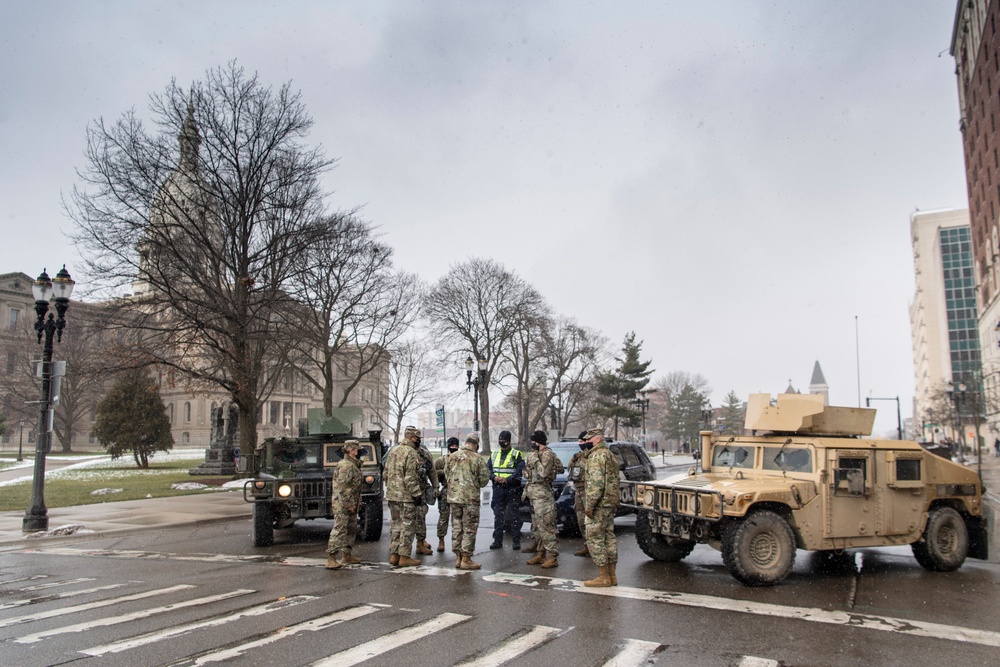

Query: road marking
left=167, top=603, right=390, bottom=667
left=14, top=588, right=255, bottom=644
left=602, top=638, right=665, bottom=666
left=21, top=576, right=95, bottom=590
left=0, top=584, right=194, bottom=628
left=311, top=612, right=472, bottom=667
left=80, top=595, right=316, bottom=656
left=0, top=574, right=48, bottom=584
left=454, top=624, right=563, bottom=666
left=737, top=657, right=780, bottom=667
left=0, top=582, right=129, bottom=611
left=484, top=572, right=1000, bottom=648
left=390, top=565, right=472, bottom=577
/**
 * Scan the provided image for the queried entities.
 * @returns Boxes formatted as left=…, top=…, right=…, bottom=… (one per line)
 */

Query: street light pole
left=17, top=419, right=24, bottom=462
left=634, top=390, right=651, bottom=438
left=946, top=382, right=968, bottom=462
left=464, top=356, right=487, bottom=433
left=22, top=266, right=74, bottom=533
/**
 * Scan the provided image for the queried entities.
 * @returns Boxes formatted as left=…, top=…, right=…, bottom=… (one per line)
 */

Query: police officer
left=434, top=436, right=461, bottom=552
left=487, top=429, right=525, bottom=550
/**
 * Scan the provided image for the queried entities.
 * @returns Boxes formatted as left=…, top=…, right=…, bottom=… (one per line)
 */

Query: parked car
left=518, top=440, right=656, bottom=536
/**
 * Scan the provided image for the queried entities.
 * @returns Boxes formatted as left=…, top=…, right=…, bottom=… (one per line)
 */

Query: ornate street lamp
left=946, top=381, right=968, bottom=463
left=634, top=390, right=651, bottom=438
left=464, top=355, right=487, bottom=433
left=23, top=266, right=74, bottom=533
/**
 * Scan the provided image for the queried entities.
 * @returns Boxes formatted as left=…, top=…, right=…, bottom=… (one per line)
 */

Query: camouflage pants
left=574, top=484, right=587, bottom=537
left=326, top=510, right=357, bottom=554
left=388, top=501, right=418, bottom=556
left=437, top=496, right=451, bottom=539
left=585, top=505, right=617, bottom=566
left=416, top=502, right=429, bottom=541
left=450, top=502, right=481, bottom=554
left=527, top=484, right=558, bottom=555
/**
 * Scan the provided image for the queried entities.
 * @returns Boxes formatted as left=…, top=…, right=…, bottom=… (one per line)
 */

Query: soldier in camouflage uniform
left=524, top=430, right=563, bottom=568
left=325, top=440, right=364, bottom=570
left=444, top=433, right=490, bottom=569
left=383, top=426, right=424, bottom=568
left=583, top=427, right=621, bottom=587
left=434, top=437, right=461, bottom=552
left=521, top=448, right=541, bottom=554
left=567, top=430, right=592, bottom=556
left=414, top=437, right=439, bottom=555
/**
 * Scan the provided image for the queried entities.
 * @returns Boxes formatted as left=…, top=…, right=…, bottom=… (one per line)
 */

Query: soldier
left=525, top=430, right=563, bottom=568
left=487, top=429, right=525, bottom=550
left=383, top=426, right=424, bottom=568
left=520, top=445, right=541, bottom=554
left=414, top=434, right=439, bottom=556
left=325, top=440, right=364, bottom=570
left=434, top=437, right=461, bottom=552
left=582, top=427, right=621, bottom=587
left=444, top=433, right=490, bottom=569
left=567, top=430, right=591, bottom=556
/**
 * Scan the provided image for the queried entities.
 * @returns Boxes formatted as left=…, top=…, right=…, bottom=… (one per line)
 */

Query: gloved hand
left=413, top=495, right=424, bottom=507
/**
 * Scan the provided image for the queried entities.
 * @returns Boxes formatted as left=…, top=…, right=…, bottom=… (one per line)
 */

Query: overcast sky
left=0, top=1, right=969, bottom=435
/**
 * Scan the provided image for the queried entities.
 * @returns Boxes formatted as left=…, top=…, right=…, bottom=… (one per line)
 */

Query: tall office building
left=951, top=0, right=1000, bottom=432
left=909, top=208, right=982, bottom=439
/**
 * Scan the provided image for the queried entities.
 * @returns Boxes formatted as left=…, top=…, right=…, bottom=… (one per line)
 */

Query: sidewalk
left=0, top=490, right=251, bottom=549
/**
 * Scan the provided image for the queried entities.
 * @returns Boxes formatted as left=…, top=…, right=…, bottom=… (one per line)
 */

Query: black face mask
left=578, top=442, right=588, bottom=451
left=448, top=446, right=459, bottom=454
left=413, top=437, right=422, bottom=447
left=531, top=443, right=540, bottom=451
left=499, top=440, right=510, bottom=448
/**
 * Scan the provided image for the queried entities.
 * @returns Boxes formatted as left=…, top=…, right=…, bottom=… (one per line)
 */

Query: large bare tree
left=68, top=63, right=337, bottom=454
left=424, top=258, right=545, bottom=455
left=383, top=338, right=442, bottom=443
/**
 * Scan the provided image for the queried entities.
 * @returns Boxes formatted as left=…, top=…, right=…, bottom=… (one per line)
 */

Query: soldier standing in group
left=383, top=426, right=424, bottom=568
left=325, top=440, right=364, bottom=570
left=488, top=430, right=526, bottom=550
left=414, top=435, right=439, bottom=556
left=520, top=445, right=541, bottom=554
left=444, top=433, right=490, bottom=569
left=525, top=430, right=563, bottom=568
left=582, top=427, right=621, bottom=587
left=434, top=437, right=461, bottom=552
left=567, top=430, right=591, bottom=556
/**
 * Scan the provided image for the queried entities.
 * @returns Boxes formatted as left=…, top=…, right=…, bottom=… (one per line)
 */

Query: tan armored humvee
left=622, top=393, right=988, bottom=586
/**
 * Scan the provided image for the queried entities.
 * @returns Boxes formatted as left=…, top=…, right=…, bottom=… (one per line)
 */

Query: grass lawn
left=0, top=456, right=234, bottom=511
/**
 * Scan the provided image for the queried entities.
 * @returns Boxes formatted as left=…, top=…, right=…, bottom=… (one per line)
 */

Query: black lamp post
left=946, top=381, right=967, bottom=462
left=464, top=355, right=487, bottom=433
left=17, top=419, right=25, bottom=462
left=23, top=266, right=74, bottom=533
left=634, top=390, right=651, bottom=438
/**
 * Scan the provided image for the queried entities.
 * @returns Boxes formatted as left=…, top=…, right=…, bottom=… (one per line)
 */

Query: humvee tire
left=635, top=511, right=696, bottom=562
left=722, top=510, right=796, bottom=586
left=252, top=503, right=275, bottom=547
left=912, top=506, right=969, bottom=572
left=359, top=496, right=384, bottom=541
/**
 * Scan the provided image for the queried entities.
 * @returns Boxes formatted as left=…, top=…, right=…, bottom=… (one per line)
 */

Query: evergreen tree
left=719, top=390, right=745, bottom=435
left=592, top=332, right=653, bottom=439
left=93, top=370, right=174, bottom=468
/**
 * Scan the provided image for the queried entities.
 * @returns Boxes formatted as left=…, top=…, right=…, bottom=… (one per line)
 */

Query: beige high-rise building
left=909, top=208, right=982, bottom=440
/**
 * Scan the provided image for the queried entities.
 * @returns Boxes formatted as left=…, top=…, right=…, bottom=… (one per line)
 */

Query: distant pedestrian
left=325, top=440, right=363, bottom=570
left=994, top=437, right=999, bottom=457
left=445, top=433, right=490, bottom=569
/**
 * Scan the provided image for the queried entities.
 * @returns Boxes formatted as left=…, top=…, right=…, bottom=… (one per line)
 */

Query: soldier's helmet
left=465, top=433, right=481, bottom=447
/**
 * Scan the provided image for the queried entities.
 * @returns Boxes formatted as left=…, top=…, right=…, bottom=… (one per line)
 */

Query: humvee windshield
left=267, top=441, right=323, bottom=475
left=324, top=443, right=377, bottom=465
left=712, top=445, right=755, bottom=469
left=762, top=446, right=813, bottom=473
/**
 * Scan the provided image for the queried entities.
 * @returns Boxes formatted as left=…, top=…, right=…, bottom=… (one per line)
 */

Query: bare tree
left=424, top=258, right=545, bottom=455
left=381, top=338, right=442, bottom=443
left=288, top=215, right=421, bottom=416
left=67, top=63, right=337, bottom=454
left=502, top=302, right=552, bottom=444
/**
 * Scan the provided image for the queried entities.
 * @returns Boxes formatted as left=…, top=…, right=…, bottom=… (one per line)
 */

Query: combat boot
left=437, top=538, right=446, bottom=553
left=416, top=540, right=433, bottom=555
left=609, top=561, right=617, bottom=586
left=583, top=565, right=613, bottom=587
left=574, top=545, right=590, bottom=557
left=325, top=553, right=342, bottom=570
left=460, top=554, right=482, bottom=570
left=340, top=550, right=362, bottom=565
left=396, top=554, right=421, bottom=568
left=456, top=553, right=465, bottom=569
left=527, top=551, right=546, bottom=565
left=389, top=553, right=400, bottom=566
left=540, top=553, right=558, bottom=569
left=522, top=540, right=538, bottom=553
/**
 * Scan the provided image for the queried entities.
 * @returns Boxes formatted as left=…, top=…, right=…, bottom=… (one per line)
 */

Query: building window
left=184, top=402, right=192, bottom=423
left=8, top=308, right=19, bottom=330
left=6, top=352, right=14, bottom=374
left=168, top=403, right=174, bottom=425
left=182, top=432, right=190, bottom=444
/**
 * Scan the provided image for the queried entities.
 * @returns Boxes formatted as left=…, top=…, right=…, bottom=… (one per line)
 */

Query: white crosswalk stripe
left=21, top=577, right=95, bottom=590
left=454, top=624, right=563, bottom=666
left=14, top=588, right=255, bottom=644
left=0, top=582, right=129, bottom=611
left=311, top=612, right=472, bottom=667
left=602, top=638, right=665, bottom=666
left=0, top=584, right=194, bottom=629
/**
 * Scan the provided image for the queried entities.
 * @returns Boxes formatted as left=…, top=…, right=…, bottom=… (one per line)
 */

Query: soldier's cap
left=343, top=439, right=360, bottom=448
left=584, top=427, right=605, bottom=439
left=404, top=426, right=420, bottom=439
left=530, top=430, right=547, bottom=445
left=446, top=436, right=460, bottom=447
left=465, top=433, right=480, bottom=446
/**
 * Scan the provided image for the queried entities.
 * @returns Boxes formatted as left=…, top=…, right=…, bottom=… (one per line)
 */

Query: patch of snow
left=90, top=488, right=124, bottom=496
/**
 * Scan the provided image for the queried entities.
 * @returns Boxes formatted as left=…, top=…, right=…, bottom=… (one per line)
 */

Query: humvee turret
left=622, top=393, right=988, bottom=586
left=242, top=407, right=385, bottom=547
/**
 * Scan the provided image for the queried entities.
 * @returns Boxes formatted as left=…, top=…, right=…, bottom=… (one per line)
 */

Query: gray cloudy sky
left=0, top=1, right=968, bottom=435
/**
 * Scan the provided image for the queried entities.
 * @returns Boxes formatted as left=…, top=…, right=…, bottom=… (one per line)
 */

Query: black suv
left=518, top=440, right=656, bottom=536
